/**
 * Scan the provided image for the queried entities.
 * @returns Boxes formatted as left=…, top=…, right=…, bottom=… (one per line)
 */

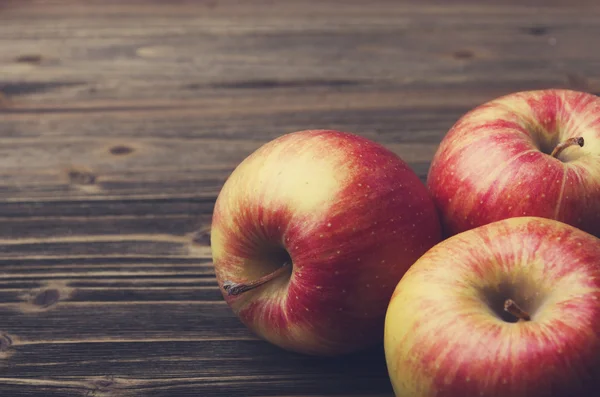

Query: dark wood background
left=0, top=0, right=599, bottom=395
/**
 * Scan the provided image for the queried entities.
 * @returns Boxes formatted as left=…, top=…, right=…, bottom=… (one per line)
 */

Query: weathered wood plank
left=1, top=1, right=599, bottom=107
left=0, top=378, right=393, bottom=397
left=2, top=339, right=388, bottom=378
left=0, top=126, right=437, bottom=201
left=0, top=238, right=190, bottom=258
left=0, top=302, right=244, bottom=340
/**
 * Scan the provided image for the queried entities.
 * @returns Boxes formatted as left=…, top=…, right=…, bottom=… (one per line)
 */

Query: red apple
left=384, top=216, right=600, bottom=397
left=210, top=129, right=442, bottom=356
left=427, top=89, right=600, bottom=238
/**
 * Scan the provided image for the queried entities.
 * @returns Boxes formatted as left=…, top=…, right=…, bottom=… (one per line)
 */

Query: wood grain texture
left=1, top=0, right=599, bottom=395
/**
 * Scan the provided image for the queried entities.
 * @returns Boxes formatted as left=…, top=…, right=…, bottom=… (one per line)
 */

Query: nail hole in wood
left=32, top=289, right=60, bottom=307
left=109, top=145, right=134, bottom=156
left=68, top=170, right=96, bottom=185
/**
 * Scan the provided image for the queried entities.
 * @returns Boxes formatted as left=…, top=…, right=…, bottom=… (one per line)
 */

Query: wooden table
left=0, top=1, right=598, bottom=395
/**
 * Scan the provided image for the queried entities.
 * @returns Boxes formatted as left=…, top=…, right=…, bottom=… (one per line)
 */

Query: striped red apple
left=210, top=129, right=442, bottom=356
left=384, top=216, right=600, bottom=397
left=427, top=89, right=600, bottom=238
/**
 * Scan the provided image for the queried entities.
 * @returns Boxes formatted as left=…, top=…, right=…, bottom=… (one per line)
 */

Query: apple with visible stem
left=384, top=216, right=600, bottom=397
left=210, top=129, right=442, bottom=356
left=427, top=89, right=600, bottom=238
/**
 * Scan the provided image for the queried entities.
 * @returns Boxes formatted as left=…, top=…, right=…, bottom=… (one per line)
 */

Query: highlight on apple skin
left=210, top=129, right=442, bottom=356
left=384, top=216, right=600, bottom=397
left=427, top=89, right=600, bottom=238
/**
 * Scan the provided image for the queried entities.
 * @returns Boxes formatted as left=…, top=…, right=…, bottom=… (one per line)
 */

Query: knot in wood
left=32, top=289, right=60, bottom=307
left=68, top=170, right=96, bottom=185
left=15, top=54, right=43, bottom=64
left=453, top=49, right=474, bottom=60
left=525, top=26, right=548, bottom=36
left=109, top=145, right=134, bottom=155
left=0, top=333, right=13, bottom=351
left=191, top=228, right=211, bottom=246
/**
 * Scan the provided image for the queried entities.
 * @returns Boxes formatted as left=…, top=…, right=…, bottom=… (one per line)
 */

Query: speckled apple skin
left=428, top=89, right=600, bottom=238
left=211, top=129, right=442, bottom=356
left=385, top=216, right=600, bottom=397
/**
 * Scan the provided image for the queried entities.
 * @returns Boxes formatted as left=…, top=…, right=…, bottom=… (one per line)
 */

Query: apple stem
left=222, top=262, right=291, bottom=296
left=550, top=137, right=584, bottom=158
left=504, top=299, right=531, bottom=321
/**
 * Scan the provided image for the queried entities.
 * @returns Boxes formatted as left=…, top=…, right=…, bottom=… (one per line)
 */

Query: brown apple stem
left=222, top=262, right=291, bottom=296
left=550, top=137, right=584, bottom=158
left=504, top=299, right=531, bottom=321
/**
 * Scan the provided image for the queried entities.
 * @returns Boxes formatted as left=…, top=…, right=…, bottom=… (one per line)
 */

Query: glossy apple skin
left=427, top=89, right=600, bottom=238
left=211, top=129, right=442, bottom=356
left=384, top=216, right=600, bottom=397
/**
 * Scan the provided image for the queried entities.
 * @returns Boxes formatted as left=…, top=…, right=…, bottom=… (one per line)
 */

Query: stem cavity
left=550, top=137, right=584, bottom=158
left=504, top=299, right=531, bottom=321
left=223, top=262, right=291, bottom=296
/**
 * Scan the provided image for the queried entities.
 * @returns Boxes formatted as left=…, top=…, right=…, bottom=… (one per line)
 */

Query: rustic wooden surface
left=1, top=0, right=599, bottom=395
